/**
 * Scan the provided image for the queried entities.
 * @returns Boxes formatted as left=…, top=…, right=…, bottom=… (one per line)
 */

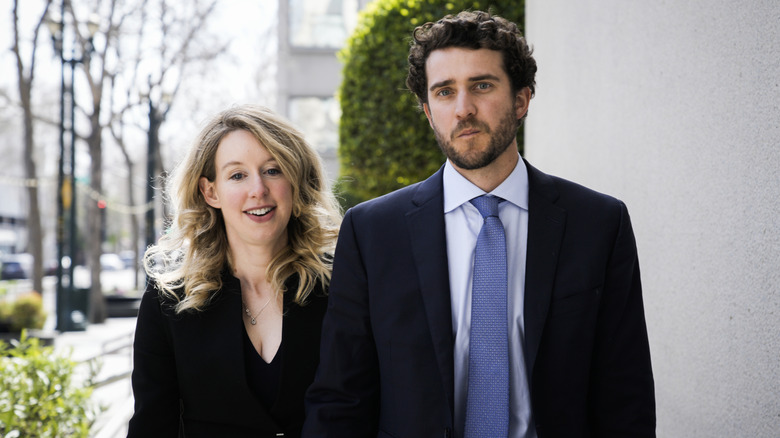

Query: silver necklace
left=242, top=296, right=273, bottom=325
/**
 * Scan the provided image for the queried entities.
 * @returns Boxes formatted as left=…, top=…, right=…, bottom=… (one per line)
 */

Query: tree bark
left=11, top=0, right=52, bottom=296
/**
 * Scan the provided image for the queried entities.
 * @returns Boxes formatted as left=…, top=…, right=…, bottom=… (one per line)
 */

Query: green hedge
left=0, top=292, right=46, bottom=332
left=0, top=333, right=98, bottom=437
left=337, top=0, right=525, bottom=207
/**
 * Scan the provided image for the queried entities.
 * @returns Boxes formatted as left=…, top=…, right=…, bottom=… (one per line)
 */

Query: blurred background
left=0, top=0, right=778, bottom=437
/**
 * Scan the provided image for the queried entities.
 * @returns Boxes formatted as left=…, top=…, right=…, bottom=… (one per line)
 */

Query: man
left=304, top=10, right=655, bottom=438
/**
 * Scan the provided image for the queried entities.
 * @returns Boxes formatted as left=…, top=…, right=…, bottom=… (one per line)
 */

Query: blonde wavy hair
left=144, top=104, right=342, bottom=313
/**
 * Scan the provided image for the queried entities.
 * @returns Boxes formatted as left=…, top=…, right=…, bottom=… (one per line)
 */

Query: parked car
left=119, top=250, right=138, bottom=270
left=100, top=253, right=125, bottom=271
left=1, top=260, right=27, bottom=280
left=0, top=253, right=32, bottom=280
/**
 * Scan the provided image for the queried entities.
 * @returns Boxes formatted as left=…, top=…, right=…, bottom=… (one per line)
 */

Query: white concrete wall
left=525, top=1, right=780, bottom=436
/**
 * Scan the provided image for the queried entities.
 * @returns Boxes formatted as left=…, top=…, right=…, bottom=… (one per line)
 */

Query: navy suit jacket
left=128, top=273, right=327, bottom=437
left=303, top=160, right=655, bottom=438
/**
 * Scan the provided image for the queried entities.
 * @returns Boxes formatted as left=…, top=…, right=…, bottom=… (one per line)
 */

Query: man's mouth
left=458, top=128, right=480, bottom=137
left=246, top=207, right=274, bottom=217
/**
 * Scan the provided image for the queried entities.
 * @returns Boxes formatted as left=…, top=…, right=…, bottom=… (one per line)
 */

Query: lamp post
left=46, top=3, right=99, bottom=332
left=144, top=87, right=172, bottom=252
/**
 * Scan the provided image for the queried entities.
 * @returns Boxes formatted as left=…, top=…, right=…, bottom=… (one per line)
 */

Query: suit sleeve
left=303, top=208, right=381, bottom=437
left=127, top=284, right=181, bottom=437
left=590, top=202, right=656, bottom=436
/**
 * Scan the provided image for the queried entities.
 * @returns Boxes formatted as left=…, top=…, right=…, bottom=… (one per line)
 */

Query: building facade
left=525, top=1, right=780, bottom=436
left=276, top=0, right=372, bottom=182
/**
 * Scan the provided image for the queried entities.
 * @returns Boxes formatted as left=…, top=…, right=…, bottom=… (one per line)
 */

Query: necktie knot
left=470, top=195, right=502, bottom=219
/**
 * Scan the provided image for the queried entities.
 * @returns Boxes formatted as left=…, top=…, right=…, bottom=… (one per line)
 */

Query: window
left=288, top=96, right=340, bottom=179
left=288, top=0, right=358, bottom=49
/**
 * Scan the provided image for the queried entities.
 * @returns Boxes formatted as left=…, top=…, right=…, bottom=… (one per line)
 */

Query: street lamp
left=144, top=86, right=173, bottom=252
left=46, top=3, right=99, bottom=332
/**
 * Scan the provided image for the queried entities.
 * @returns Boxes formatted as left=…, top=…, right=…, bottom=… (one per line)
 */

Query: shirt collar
left=443, top=153, right=529, bottom=213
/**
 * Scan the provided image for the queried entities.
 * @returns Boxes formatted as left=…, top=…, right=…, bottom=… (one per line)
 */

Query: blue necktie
left=464, top=195, right=509, bottom=437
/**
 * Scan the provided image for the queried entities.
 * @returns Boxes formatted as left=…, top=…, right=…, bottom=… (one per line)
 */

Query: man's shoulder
left=528, top=161, right=625, bottom=211
left=354, top=181, right=422, bottom=210
left=348, top=168, right=443, bottom=217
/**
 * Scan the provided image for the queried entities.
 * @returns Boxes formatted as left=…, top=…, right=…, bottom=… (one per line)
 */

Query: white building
left=525, top=1, right=780, bottom=436
left=276, top=0, right=372, bottom=182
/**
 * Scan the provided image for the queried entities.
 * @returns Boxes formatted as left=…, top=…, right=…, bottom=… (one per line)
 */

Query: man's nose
left=455, top=92, right=476, bottom=120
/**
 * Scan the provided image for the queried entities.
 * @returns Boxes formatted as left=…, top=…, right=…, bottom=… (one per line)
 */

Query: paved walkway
left=53, top=316, right=137, bottom=438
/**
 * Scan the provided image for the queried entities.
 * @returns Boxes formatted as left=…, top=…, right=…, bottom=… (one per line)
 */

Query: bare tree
left=61, top=0, right=223, bottom=322
left=107, top=79, right=142, bottom=290
left=10, top=0, right=54, bottom=295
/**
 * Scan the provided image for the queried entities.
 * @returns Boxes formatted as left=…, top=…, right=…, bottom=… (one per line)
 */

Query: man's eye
left=437, top=89, right=452, bottom=97
left=476, top=83, right=491, bottom=90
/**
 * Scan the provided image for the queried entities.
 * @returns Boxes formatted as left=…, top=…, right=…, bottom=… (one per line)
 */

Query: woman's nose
left=249, top=175, right=268, bottom=198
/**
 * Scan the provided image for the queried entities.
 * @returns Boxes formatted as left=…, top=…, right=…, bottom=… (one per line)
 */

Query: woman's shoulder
left=142, top=270, right=234, bottom=316
left=141, top=279, right=184, bottom=317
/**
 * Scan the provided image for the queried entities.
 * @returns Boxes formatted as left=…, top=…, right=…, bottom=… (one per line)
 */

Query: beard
left=432, top=108, right=519, bottom=170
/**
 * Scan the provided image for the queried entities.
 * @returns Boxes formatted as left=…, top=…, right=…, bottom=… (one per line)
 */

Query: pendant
left=250, top=317, right=257, bottom=325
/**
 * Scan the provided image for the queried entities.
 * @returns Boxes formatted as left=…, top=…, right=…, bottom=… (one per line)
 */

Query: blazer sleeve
left=590, top=201, right=656, bottom=436
left=127, top=284, right=181, bottom=437
left=303, top=208, right=381, bottom=437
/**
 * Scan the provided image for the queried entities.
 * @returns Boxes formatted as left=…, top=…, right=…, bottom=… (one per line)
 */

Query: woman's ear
left=199, top=176, right=220, bottom=208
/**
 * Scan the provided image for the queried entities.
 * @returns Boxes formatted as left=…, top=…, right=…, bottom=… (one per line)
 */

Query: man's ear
left=423, top=103, right=434, bottom=129
left=514, top=87, right=532, bottom=120
left=199, top=176, right=220, bottom=209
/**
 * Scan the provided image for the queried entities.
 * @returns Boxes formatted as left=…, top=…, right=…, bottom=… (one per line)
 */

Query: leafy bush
left=0, top=332, right=99, bottom=437
left=0, top=292, right=47, bottom=332
left=0, top=301, right=11, bottom=331
left=337, top=0, right=525, bottom=207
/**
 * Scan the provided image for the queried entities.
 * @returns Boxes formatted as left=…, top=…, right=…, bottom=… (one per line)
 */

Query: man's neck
left=449, top=145, right=520, bottom=193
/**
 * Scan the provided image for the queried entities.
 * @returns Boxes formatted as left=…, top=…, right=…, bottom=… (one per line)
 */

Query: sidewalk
left=54, top=316, right=137, bottom=438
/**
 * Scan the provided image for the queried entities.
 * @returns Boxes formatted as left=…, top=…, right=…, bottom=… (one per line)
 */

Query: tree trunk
left=124, top=158, right=140, bottom=290
left=20, top=79, right=44, bottom=296
left=87, top=112, right=106, bottom=323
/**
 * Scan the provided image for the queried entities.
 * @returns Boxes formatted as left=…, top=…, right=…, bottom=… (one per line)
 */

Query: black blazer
left=128, top=272, right=327, bottom=437
left=304, top=160, right=655, bottom=438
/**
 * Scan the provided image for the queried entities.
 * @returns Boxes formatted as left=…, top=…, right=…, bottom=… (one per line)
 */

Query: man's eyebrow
left=429, top=79, right=454, bottom=91
left=469, top=74, right=502, bottom=83
left=428, top=74, right=503, bottom=92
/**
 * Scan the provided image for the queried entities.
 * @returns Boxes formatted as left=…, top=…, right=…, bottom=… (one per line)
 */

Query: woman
left=127, top=105, right=341, bottom=437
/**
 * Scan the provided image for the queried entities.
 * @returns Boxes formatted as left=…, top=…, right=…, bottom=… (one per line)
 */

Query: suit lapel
left=405, top=168, right=455, bottom=414
left=523, top=160, right=566, bottom=382
left=400, top=162, right=565, bottom=411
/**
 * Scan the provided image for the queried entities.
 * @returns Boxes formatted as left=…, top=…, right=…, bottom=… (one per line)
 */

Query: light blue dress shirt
left=443, top=155, right=537, bottom=438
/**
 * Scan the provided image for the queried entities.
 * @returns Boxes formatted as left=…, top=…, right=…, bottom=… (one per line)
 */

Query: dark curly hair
left=406, top=10, right=537, bottom=108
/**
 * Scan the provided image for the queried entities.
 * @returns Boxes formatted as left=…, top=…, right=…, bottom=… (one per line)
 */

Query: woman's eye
left=229, top=173, right=244, bottom=181
left=264, top=168, right=282, bottom=177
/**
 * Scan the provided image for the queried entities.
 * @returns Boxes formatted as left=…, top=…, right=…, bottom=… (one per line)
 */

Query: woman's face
left=199, top=129, right=293, bottom=256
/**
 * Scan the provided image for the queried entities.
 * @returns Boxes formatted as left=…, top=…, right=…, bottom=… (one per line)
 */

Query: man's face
left=423, top=47, right=529, bottom=172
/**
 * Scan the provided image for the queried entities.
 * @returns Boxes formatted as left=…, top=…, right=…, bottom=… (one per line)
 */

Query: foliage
left=0, top=292, right=47, bottom=332
left=0, top=301, right=10, bottom=331
left=337, top=0, right=525, bottom=207
left=0, top=332, right=99, bottom=437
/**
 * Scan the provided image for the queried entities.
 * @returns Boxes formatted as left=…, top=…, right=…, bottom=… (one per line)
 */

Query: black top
left=128, top=271, right=328, bottom=437
left=244, top=326, right=282, bottom=410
